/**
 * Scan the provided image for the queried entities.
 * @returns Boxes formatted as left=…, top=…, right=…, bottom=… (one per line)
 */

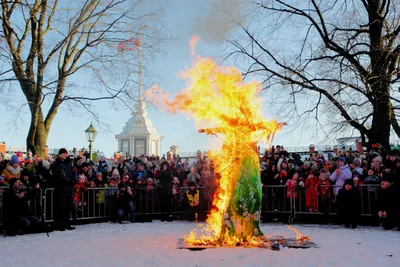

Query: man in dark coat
left=337, top=179, right=361, bottom=229
left=157, top=161, right=173, bottom=222
left=51, top=148, right=76, bottom=231
left=2, top=178, right=39, bottom=236
left=377, top=175, right=396, bottom=230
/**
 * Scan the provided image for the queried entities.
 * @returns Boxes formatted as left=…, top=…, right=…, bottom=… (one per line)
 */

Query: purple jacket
left=330, top=164, right=352, bottom=195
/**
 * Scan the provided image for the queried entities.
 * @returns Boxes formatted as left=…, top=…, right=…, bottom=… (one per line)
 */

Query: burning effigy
left=145, top=37, right=313, bottom=250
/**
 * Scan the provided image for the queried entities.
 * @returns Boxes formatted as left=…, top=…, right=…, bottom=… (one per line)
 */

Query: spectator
left=51, top=148, right=76, bottom=231
left=377, top=175, right=396, bottom=230
left=2, top=178, right=40, bottom=236
left=183, top=182, right=204, bottom=221
left=330, top=157, right=352, bottom=195
left=305, top=172, right=319, bottom=212
left=157, top=161, right=173, bottom=222
left=316, top=172, right=331, bottom=219
left=72, top=173, right=88, bottom=225
left=1, top=155, right=21, bottom=184
left=113, top=182, right=135, bottom=223
left=337, top=179, right=360, bottom=229
left=187, top=167, right=199, bottom=184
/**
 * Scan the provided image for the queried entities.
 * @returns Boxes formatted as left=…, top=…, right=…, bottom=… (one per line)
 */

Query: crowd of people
left=0, top=149, right=212, bottom=236
left=1, top=143, right=400, bottom=237
left=260, top=145, right=400, bottom=230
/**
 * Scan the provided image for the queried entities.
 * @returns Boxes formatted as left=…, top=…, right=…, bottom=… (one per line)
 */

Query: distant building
left=115, top=99, right=162, bottom=156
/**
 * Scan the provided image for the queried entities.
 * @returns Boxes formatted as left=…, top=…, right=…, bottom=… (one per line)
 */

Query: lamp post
left=85, top=122, right=97, bottom=161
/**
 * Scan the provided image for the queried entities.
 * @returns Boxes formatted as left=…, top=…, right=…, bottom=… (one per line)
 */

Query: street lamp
left=85, top=122, right=97, bottom=160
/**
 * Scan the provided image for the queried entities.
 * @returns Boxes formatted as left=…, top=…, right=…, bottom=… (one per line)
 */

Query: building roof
left=116, top=100, right=161, bottom=138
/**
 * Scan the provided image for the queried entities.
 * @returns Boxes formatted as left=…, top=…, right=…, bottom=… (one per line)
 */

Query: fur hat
left=58, top=148, right=68, bottom=155
left=10, top=155, right=19, bottom=165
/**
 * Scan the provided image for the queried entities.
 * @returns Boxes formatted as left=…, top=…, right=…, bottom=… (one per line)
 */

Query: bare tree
left=225, top=0, right=400, bottom=150
left=0, top=0, right=162, bottom=157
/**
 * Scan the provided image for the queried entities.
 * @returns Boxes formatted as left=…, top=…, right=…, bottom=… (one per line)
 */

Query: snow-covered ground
left=1, top=221, right=399, bottom=267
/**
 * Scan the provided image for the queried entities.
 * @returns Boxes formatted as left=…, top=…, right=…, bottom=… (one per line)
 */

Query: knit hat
left=112, top=168, right=119, bottom=176
left=42, top=160, right=51, bottom=168
left=58, top=148, right=68, bottom=155
left=372, top=155, right=382, bottom=164
left=338, top=157, right=346, bottom=163
left=10, top=155, right=19, bottom=165
left=8, top=178, right=19, bottom=187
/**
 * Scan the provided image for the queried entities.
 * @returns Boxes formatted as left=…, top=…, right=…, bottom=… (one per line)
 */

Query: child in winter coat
left=316, top=172, right=331, bottom=216
left=285, top=172, right=302, bottom=213
left=305, top=172, right=319, bottom=212
left=72, top=173, right=88, bottom=224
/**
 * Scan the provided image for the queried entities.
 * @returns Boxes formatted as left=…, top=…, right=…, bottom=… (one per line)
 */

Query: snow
left=1, top=221, right=399, bottom=267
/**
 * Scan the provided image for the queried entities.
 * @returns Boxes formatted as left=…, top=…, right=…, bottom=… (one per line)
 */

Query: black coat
left=158, top=169, right=173, bottom=197
left=392, top=181, right=400, bottom=221
left=377, top=188, right=393, bottom=213
left=2, top=189, right=33, bottom=228
left=337, top=187, right=361, bottom=216
left=51, top=157, right=76, bottom=196
left=112, top=190, right=134, bottom=211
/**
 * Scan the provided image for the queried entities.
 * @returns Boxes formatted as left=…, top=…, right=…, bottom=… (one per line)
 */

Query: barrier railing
left=0, top=184, right=381, bottom=227
left=262, top=184, right=380, bottom=222
left=42, top=187, right=212, bottom=223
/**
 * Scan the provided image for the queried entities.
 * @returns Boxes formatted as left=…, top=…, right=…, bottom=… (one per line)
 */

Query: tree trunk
left=368, top=87, right=391, bottom=151
left=26, top=107, right=49, bottom=158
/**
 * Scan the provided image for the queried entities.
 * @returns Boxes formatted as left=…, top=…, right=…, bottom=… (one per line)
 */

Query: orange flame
left=145, top=36, right=283, bottom=247
left=189, top=35, right=200, bottom=56
left=286, top=225, right=310, bottom=242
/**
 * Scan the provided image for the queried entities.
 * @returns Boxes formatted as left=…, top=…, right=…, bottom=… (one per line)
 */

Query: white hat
left=42, top=160, right=51, bottom=168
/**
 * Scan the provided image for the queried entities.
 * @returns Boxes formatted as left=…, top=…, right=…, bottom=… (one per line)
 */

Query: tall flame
left=145, top=37, right=283, bottom=247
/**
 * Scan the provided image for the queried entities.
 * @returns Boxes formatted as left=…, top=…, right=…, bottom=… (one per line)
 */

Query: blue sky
left=0, top=0, right=320, bottom=157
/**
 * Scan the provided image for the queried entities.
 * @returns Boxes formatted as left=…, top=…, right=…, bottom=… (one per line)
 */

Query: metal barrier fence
left=42, top=187, right=212, bottom=223
left=0, top=184, right=381, bottom=227
left=262, top=184, right=380, bottom=222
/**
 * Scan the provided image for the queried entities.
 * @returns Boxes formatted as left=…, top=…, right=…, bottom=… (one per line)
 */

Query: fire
left=145, top=37, right=283, bottom=247
left=189, top=35, right=200, bottom=56
left=286, top=225, right=310, bottom=243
